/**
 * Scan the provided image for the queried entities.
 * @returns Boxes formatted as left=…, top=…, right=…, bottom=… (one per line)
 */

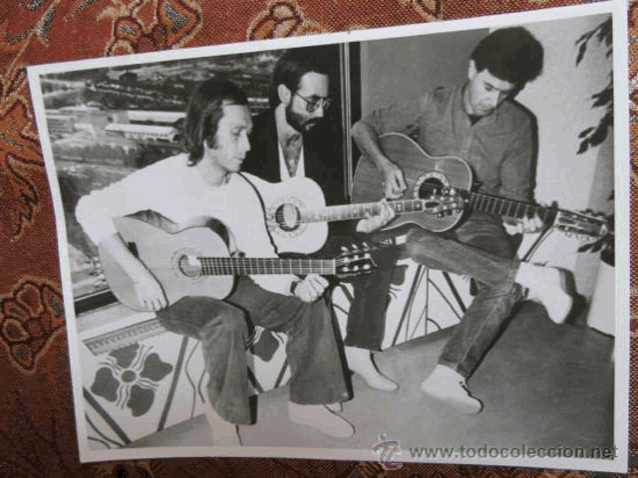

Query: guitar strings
left=402, top=179, right=606, bottom=236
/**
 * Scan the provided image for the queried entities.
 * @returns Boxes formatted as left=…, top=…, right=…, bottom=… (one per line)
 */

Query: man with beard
left=244, top=47, right=399, bottom=393
left=244, top=47, right=345, bottom=207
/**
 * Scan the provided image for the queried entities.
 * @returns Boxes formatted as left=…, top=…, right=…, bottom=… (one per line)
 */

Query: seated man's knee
left=290, top=300, right=329, bottom=335
left=199, top=301, right=247, bottom=340
left=405, top=228, right=437, bottom=258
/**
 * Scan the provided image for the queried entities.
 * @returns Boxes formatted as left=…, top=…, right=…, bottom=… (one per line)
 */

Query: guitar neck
left=467, top=192, right=557, bottom=223
left=302, top=200, right=425, bottom=223
left=197, top=257, right=337, bottom=276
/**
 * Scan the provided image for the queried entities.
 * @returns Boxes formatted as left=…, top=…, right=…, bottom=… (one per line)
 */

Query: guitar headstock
left=555, top=209, right=612, bottom=243
left=334, top=243, right=377, bottom=278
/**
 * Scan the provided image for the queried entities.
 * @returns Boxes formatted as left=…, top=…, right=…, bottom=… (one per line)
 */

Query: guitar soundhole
left=418, top=178, right=444, bottom=199
left=275, top=204, right=301, bottom=232
left=177, top=255, right=202, bottom=278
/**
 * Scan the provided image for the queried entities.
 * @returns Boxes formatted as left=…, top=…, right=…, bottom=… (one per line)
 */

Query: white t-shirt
left=277, top=141, right=306, bottom=181
left=76, top=153, right=296, bottom=295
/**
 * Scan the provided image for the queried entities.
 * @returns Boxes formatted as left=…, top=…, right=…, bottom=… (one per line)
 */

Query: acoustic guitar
left=99, top=211, right=376, bottom=312
left=352, top=132, right=611, bottom=241
left=256, top=176, right=462, bottom=254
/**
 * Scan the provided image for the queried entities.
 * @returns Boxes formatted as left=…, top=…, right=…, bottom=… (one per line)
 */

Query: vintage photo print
left=28, top=0, right=628, bottom=472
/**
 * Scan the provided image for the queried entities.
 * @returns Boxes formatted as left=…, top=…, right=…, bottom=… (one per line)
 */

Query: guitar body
left=100, top=211, right=377, bottom=312
left=99, top=213, right=235, bottom=311
left=353, top=132, right=472, bottom=232
left=352, top=133, right=611, bottom=242
left=257, top=177, right=328, bottom=254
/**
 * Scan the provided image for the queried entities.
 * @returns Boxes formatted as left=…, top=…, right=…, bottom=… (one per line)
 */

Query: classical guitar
left=352, top=132, right=611, bottom=241
left=256, top=176, right=462, bottom=254
left=99, top=211, right=376, bottom=312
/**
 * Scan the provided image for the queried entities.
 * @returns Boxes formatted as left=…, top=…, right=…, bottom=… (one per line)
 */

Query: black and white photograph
left=27, top=0, right=628, bottom=472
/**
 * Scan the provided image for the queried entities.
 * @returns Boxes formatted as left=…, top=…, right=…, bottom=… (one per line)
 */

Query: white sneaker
left=420, top=365, right=483, bottom=415
left=345, top=346, right=399, bottom=392
left=288, top=402, right=355, bottom=438
left=516, top=263, right=573, bottom=324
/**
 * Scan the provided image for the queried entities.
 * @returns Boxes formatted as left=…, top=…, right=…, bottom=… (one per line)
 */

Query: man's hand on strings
left=503, top=213, right=544, bottom=235
left=381, top=161, right=407, bottom=199
left=356, top=199, right=396, bottom=233
left=132, top=266, right=168, bottom=311
left=99, top=234, right=168, bottom=312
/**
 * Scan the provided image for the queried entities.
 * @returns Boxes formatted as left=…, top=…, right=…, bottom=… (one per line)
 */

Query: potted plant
left=573, top=17, right=615, bottom=336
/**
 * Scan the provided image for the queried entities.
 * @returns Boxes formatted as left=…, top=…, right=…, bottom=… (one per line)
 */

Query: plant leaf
left=578, top=243, right=593, bottom=253
left=576, top=42, right=588, bottom=65
left=578, top=127, right=594, bottom=138
left=577, top=138, right=590, bottom=155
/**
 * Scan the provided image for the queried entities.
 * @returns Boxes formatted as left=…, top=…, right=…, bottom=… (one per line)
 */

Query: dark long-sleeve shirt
left=359, top=84, right=535, bottom=203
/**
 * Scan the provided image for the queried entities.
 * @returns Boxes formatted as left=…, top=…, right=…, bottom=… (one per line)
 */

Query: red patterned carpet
left=0, top=0, right=634, bottom=476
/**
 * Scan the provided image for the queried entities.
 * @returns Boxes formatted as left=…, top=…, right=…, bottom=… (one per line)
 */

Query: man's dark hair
left=471, top=27, right=544, bottom=88
left=183, top=79, right=248, bottom=166
left=269, top=47, right=332, bottom=109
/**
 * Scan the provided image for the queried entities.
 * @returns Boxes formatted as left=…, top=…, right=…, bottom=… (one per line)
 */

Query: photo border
left=27, top=0, right=629, bottom=472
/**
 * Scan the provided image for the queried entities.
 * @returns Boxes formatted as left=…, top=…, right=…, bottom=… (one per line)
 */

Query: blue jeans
left=405, top=212, right=524, bottom=379
left=156, top=276, right=350, bottom=425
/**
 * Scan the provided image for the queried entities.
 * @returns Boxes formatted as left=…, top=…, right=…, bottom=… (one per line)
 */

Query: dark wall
left=358, top=28, right=489, bottom=119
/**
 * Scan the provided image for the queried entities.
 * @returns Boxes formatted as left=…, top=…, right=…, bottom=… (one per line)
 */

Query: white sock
left=515, top=263, right=573, bottom=324
left=345, top=346, right=398, bottom=391
left=420, top=364, right=482, bottom=414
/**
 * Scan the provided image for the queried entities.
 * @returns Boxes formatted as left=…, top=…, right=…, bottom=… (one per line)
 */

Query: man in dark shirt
left=353, top=27, right=573, bottom=414
left=244, top=47, right=398, bottom=392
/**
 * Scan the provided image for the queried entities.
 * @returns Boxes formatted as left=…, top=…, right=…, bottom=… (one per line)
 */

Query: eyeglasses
left=294, top=92, right=332, bottom=112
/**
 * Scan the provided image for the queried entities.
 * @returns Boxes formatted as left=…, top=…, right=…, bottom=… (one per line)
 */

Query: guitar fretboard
left=467, top=192, right=558, bottom=223
left=197, top=257, right=337, bottom=275
left=301, top=200, right=430, bottom=223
